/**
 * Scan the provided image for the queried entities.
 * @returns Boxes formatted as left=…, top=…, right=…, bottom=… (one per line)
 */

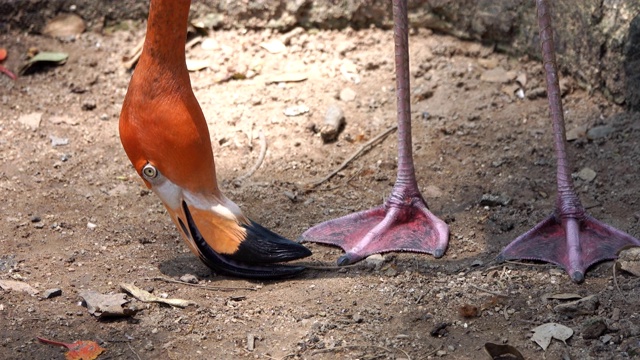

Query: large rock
left=1, top=0, right=638, bottom=109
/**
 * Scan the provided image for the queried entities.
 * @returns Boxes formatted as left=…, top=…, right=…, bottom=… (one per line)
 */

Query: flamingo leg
left=497, top=0, right=640, bottom=282
left=301, top=0, right=449, bottom=265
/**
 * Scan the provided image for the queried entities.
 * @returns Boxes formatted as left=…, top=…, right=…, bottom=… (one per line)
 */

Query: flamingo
left=119, top=0, right=311, bottom=279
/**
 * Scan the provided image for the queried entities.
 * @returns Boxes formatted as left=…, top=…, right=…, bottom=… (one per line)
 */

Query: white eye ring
left=142, top=164, right=158, bottom=179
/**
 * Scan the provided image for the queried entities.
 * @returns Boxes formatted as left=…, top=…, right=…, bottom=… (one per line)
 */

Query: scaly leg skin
left=300, top=0, right=449, bottom=265
left=497, top=0, right=640, bottom=283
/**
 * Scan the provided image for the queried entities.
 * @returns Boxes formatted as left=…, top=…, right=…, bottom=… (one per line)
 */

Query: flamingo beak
left=153, top=178, right=311, bottom=279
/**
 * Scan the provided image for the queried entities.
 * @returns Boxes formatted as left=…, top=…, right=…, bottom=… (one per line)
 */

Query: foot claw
left=571, top=271, right=585, bottom=284
left=337, top=253, right=358, bottom=266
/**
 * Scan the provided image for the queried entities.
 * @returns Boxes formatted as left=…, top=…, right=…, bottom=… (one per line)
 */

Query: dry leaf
left=484, top=342, right=525, bottom=360
left=121, top=37, right=145, bottom=69
left=531, top=323, right=573, bottom=351
left=545, top=293, right=583, bottom=300
left=19, top=51, right=69, bottom=75
left=616, top=246, right=640, bottom=277
left=38, top=337, right=105, bottom=360
left=79, top=290, right=136, bottom=318
left=0, top=279, right=39, bottom=295
left=120, top=283, right=196, bottom=308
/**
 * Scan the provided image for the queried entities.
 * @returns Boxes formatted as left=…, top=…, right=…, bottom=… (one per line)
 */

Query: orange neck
left=121, top=0, right=219, bottom=195
left=139, top=0, right=191, bottom=72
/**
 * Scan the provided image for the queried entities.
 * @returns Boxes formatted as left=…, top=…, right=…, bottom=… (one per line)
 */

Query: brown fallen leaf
left=484, top=342, right=524, bottom=360
left=120, top=282, right=196, bottom=308
left=0, top=279, right=39, bottom=295
left=38, top=337, right=105, bottom=360
left=79, top=290, right=136, bottom=318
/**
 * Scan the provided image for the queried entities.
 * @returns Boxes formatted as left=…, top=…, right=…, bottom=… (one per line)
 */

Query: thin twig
left=262, top=353, right=296, bottom=360
left=128, top=343, right=142, bottom=360
left=612, top=264, right=629, bottom=304
left=301, top=262, right=361, bottom=271
left=504, top=260, right=553, bottom=267
left=468, top=283, right=509, bottom=297
left=237, top=130, right=267, bottom=182
left=425, top=344, right=443, bottom=357
left=310, top=344, right=411, bottom=360
left=149, top=276, right=257, bottom=291
left=306, top=125, right=397, bottom=188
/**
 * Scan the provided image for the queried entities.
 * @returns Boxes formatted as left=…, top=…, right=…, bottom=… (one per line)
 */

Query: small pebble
left=179, top=274, right=198, bottom=284
left=576, top=167, right=596, bottom=182
left=339, top=87, right=357, bottom=102
left=283, top=104, right=309, bottom=117
left=87, top=222, right=97, bottom=230
left=320, top=104, right=345, bottom=143
left=480, top=193, right=511, bottom=207
left=50, top=135, right=69, bottom=147
left=283, top=191, right=297, bottom=201
left=247, top=333, right=255, bottom=351
left=364, top=254, right=385, bottom=269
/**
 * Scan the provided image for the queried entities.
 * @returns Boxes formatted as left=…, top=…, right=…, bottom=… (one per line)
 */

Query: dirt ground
left=1, top=20, right=640, bottom=360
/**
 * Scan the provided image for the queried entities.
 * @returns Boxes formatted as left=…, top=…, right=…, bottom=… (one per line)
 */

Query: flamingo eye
left=142, top=164, right=158, bottom=179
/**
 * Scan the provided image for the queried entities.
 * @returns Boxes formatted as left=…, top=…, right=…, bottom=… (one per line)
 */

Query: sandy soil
left=1, top=22, right=640, bottom=360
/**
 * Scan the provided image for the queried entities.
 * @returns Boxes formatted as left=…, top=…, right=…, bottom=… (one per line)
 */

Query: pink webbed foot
left=498, top=213, right=640, bottom=283
left=300, top=197, right=449, bottom=265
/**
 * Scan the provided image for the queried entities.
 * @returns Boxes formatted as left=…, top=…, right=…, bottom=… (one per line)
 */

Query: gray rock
left=320, top=104, right=345, bottom=142
left=364, top=254, right=385, bottom=269
left=587, top=125, right=614, bottom=140
left=43, top=288, right=62, bottom=299
left=554, top=295, right=599, bottom=316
